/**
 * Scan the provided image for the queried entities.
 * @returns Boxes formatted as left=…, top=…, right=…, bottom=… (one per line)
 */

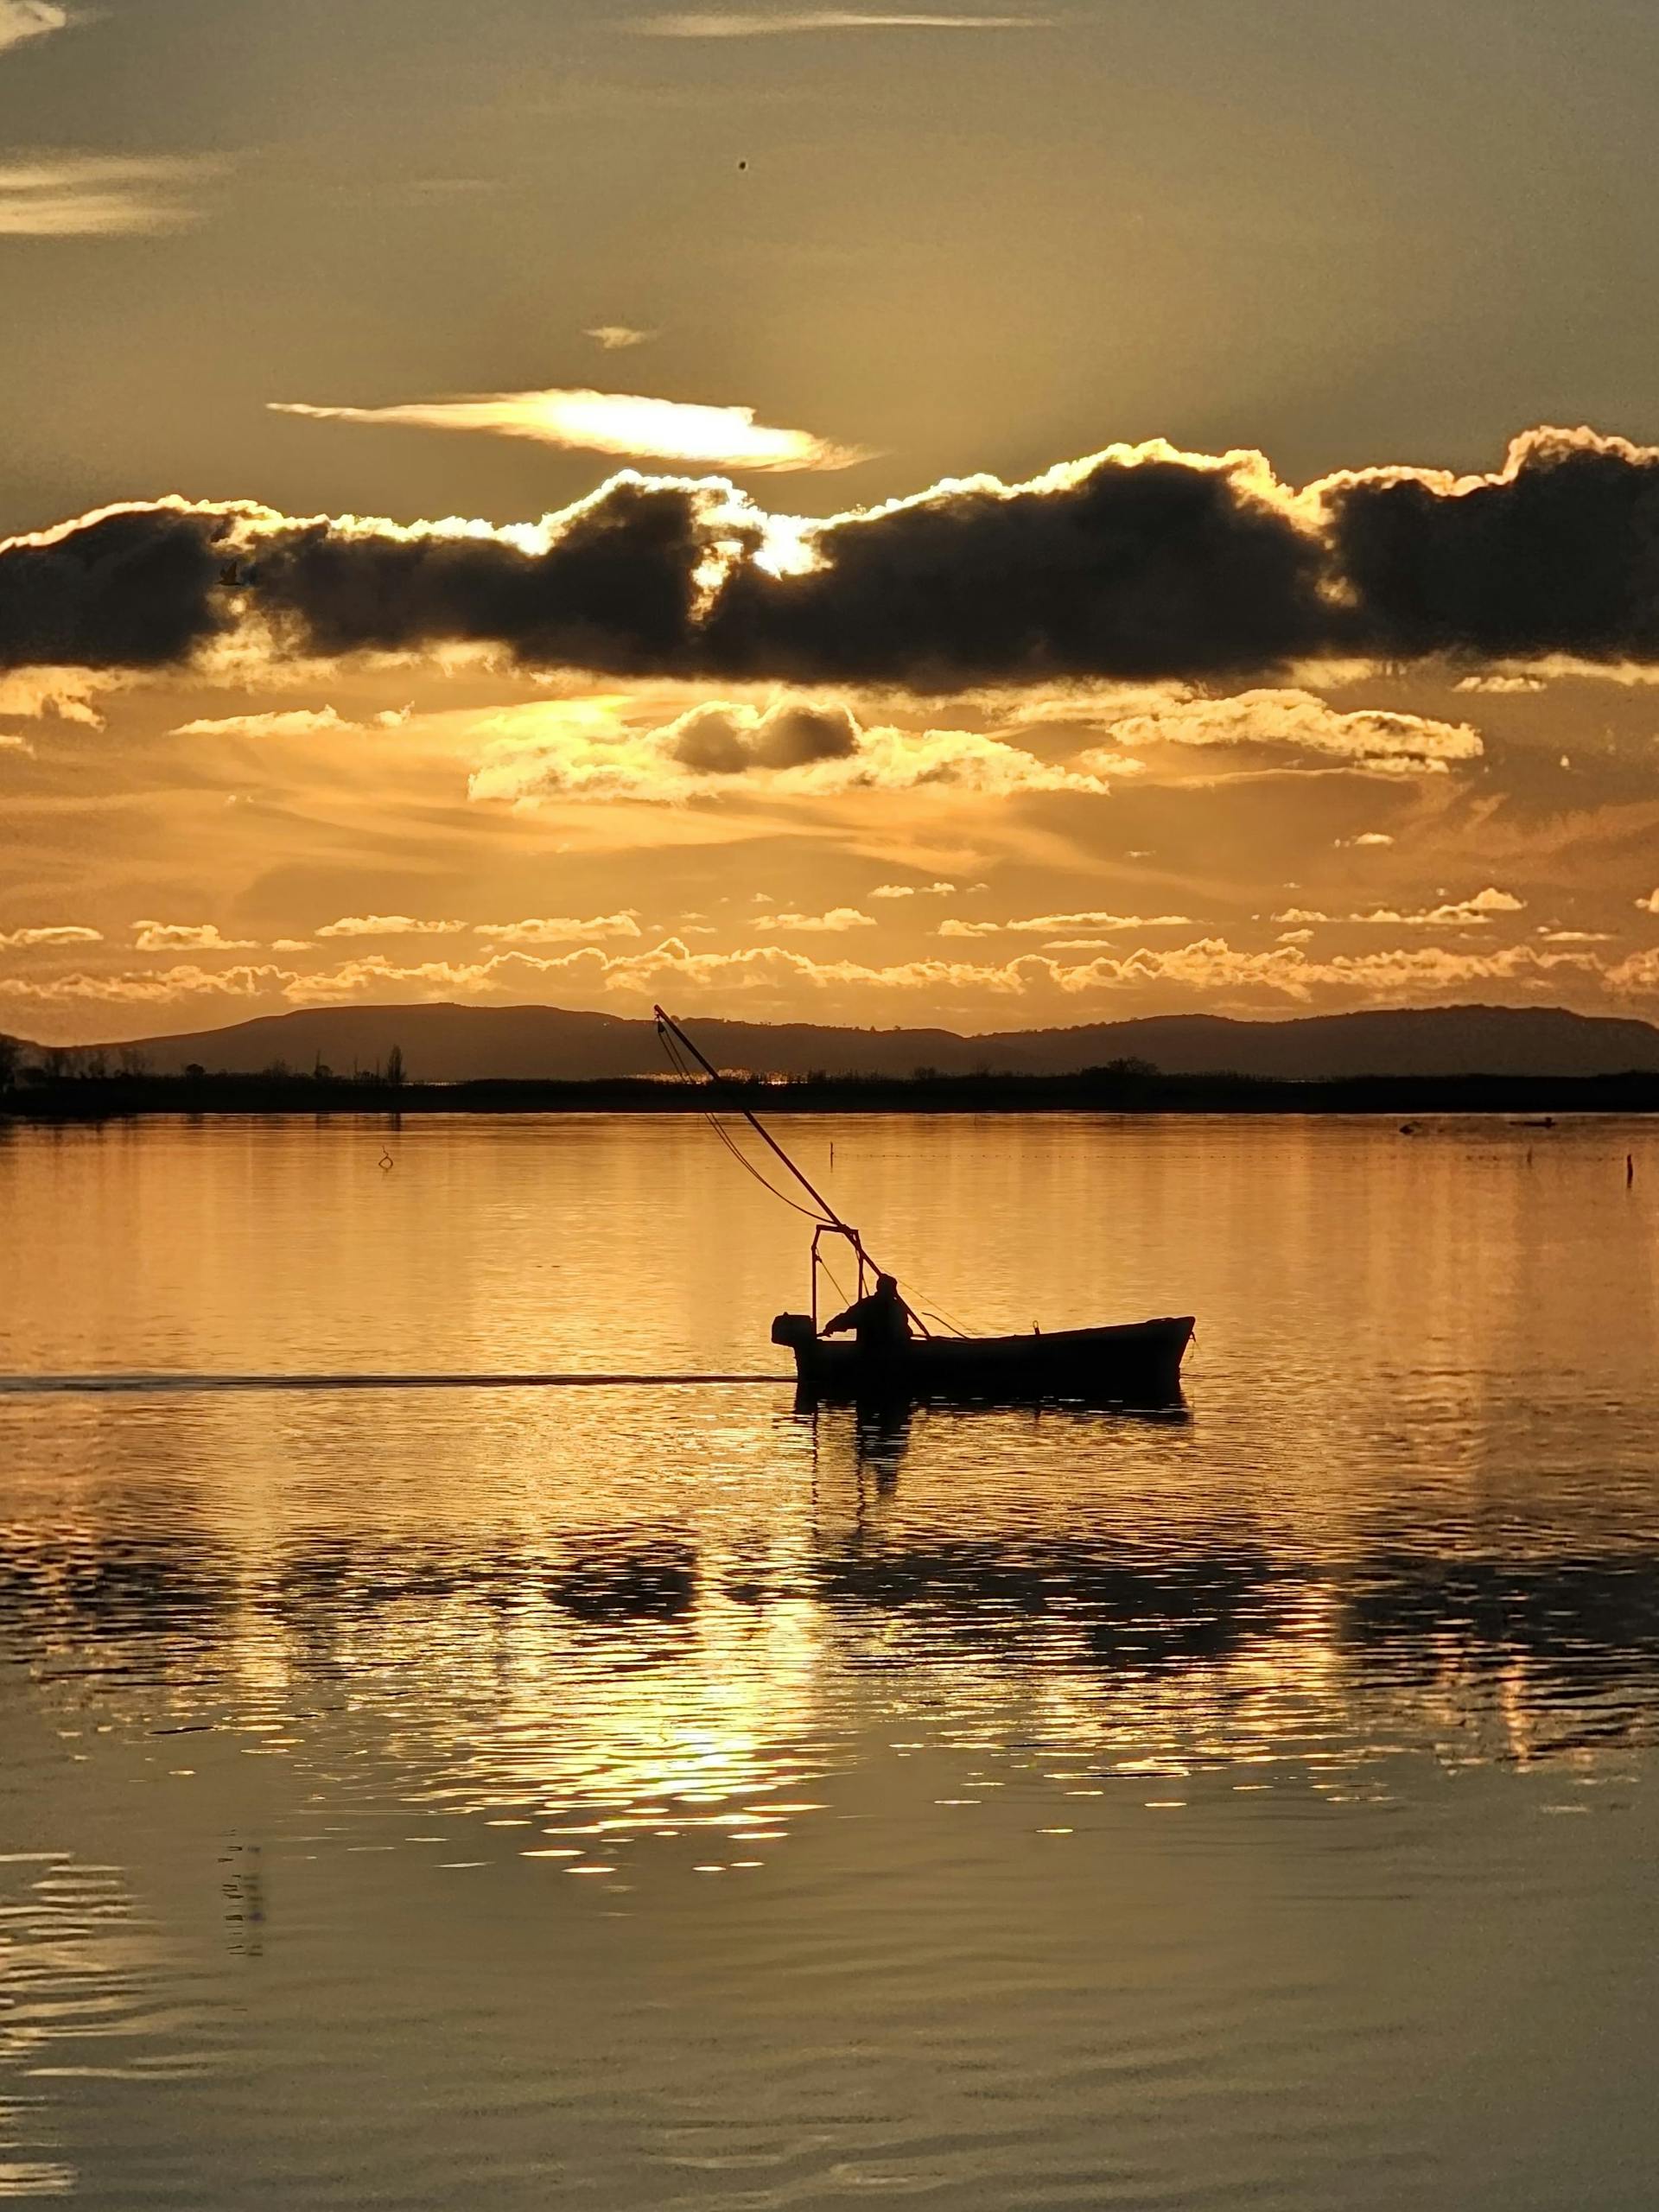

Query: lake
left=3, top=1109, right=1658, bottom=2210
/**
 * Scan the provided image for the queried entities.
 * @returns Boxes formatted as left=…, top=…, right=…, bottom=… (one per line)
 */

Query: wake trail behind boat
left=0, top=1372, right=796, bottom=1397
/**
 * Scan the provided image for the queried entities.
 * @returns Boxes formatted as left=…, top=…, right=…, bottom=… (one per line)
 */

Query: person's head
left=876, top=1273, right=899, bottom=1295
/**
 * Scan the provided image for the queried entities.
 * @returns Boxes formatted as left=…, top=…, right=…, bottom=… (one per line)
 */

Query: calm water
left=3, top=1111, right=1658, bottom=2210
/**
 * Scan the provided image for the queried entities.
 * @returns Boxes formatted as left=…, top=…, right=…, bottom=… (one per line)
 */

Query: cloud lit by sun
left=269, top=388, right=874, bottom=474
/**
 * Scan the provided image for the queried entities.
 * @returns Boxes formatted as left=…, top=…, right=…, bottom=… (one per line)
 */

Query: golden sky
left=4, top=1, right=1659, bottom=1043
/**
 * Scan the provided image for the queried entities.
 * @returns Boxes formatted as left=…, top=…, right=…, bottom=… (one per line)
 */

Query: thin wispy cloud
left=0, top=923, right=99, bottom=948
left=585, top=324, right=657, bottom=351
left=0, top=155, right=219, bottom=238
left=269, top=385, right=872, bottom=473
left=634, top=10, right=1051, bottom=36
left=0, top=2, right=66, bottom=56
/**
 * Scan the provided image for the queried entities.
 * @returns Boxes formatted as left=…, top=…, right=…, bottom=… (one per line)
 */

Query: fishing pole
left=652, top=1005, right=929, bottom=1334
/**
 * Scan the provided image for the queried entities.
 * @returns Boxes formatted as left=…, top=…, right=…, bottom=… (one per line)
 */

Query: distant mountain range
left=13, top=1001, right=1659, bottom=1082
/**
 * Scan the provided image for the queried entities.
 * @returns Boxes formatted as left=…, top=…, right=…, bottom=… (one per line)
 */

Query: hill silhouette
left=10, top=1001, right=1659, bottom=1083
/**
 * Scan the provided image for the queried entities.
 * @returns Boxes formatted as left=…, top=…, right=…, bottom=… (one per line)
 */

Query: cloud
left=1349, top=887, right=1524, bottom=927
left=0, top=155, right=219, bottom=238
left=632, top=10, right=1050, bottom=34
left=870, top=880, right=957, bottom=898
left=270, top=387, right=871, bottom=474
left=132, top=921, right=257, bottom=952
left=6, top=933, right=1628, bottom=1043
left=0, top=962, right=287, bottom=1014
left=0, top=3, right=66, bottom=55
left=938, top=910, right=1192, bottom=937
left=1273, top=887, right=1524, bottom=930
left=749, top=906, right=876, bottom=931
left=0, top=732, right=29, bottom=753
left=1088, top=688, right=1483, bottom=774
left=666, top=697, right=860, bottom=770
left=585, top=325, right=656, bottom=350
left=1636, top=890, right=1659, bottom=914
left=467, top=696, right=1110, bottom=806
left=174, top=705, right=349, bottom=737
left=1335, top=830, right=1394, bottom=847
left=0, top=922, right=99, bottom=948
left=0, top=666, right=122, bottom=723
left=314, top=915, right=465, bottom=938
left=474, top=913, right=643, bottom=943
left=19, top=424, right=1659, bottom=687
left=1454, top=673, right=1545, bottom=695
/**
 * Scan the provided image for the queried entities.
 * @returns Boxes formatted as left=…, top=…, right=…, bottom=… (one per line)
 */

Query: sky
left=6, top=0, right=1659, bottom=1045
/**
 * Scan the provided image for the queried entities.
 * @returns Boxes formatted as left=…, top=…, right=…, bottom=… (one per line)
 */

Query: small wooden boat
left=653, top=1005, right=1196, bottom=1409
left=772, top=1310, right=1193, bottom=1405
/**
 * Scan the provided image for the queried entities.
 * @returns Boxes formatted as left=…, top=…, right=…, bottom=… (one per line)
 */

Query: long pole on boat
left=652, top=1004, right=849, bottom=1229
left=652, top=1006, right=930, bottom=1337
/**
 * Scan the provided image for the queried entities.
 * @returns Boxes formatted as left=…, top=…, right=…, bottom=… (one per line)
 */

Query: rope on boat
left=655, top=1020, right=835, bottom=1224
left=652, top=1007, right=975, bottom=1339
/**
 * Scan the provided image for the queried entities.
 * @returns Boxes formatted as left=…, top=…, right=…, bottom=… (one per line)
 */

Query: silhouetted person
left=822, top=1274, right=913, bottom=1360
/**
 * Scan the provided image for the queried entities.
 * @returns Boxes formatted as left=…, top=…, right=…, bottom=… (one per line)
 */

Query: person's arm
left=821, top=1301, right=861, bottom=1336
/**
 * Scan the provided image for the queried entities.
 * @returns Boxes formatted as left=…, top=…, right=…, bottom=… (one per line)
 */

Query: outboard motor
left=771, top=1313, right=816, bottom=1350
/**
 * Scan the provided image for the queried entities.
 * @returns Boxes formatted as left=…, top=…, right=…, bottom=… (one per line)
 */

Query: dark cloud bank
left=7, top=426, right=1659, bottom=685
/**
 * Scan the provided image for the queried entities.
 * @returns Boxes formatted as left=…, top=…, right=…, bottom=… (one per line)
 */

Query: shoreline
left=6, top=1070, right=1659, bottom=1122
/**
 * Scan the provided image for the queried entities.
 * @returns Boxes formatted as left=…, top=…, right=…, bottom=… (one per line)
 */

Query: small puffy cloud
left=1086, top=688, right=1484, bottom=775
left=0, top=922, right=100, bottom=948
left=750, top=906, right=876, bottom=932
left=474, top=913, right=643, bottom=944
left=174, top=705, right=349, bottom=737
left=467, top=697, right=1111, bottom=808
left=1335, top=831, right=1394, bottom=848
left=315, top=915, right=466, bottom=938
left=585, top=325, right=656, bottom=350
left=1454, top=673, right=1546, bottom=694
left=0, top=732, right=29, bottom=753
left=1608, top=948, right=1659, bottom=995
left=869, top=880, right=957, bottom=899
left=271, top=386, right=872, bottom=474
left=0, top=3, right=66, bottom=55
left=0, top=155, right=219, bottom=238
left=1635, top=890, right=1659, bottom=914
left=1273, top=907, right=1328, bottom=924
left=131, top=921, right=256, bottom=952
left=666, top=698, right=859, bottom=771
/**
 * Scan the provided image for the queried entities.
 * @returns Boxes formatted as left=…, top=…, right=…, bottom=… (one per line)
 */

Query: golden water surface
left=3, top=1111, right=1658, bottom=2209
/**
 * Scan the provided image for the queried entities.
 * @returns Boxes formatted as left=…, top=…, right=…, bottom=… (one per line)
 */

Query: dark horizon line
left=8, top=1064, right=1659, bottom=1122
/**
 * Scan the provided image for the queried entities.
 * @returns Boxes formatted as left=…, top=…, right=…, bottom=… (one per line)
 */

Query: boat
left=653, top=1005, right=1195, bottom=1408
left=770, top=1309, right=1194, bottom=1405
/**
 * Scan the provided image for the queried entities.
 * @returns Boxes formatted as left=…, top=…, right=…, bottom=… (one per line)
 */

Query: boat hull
left=772, top=1313, right=1194, bottom=1406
